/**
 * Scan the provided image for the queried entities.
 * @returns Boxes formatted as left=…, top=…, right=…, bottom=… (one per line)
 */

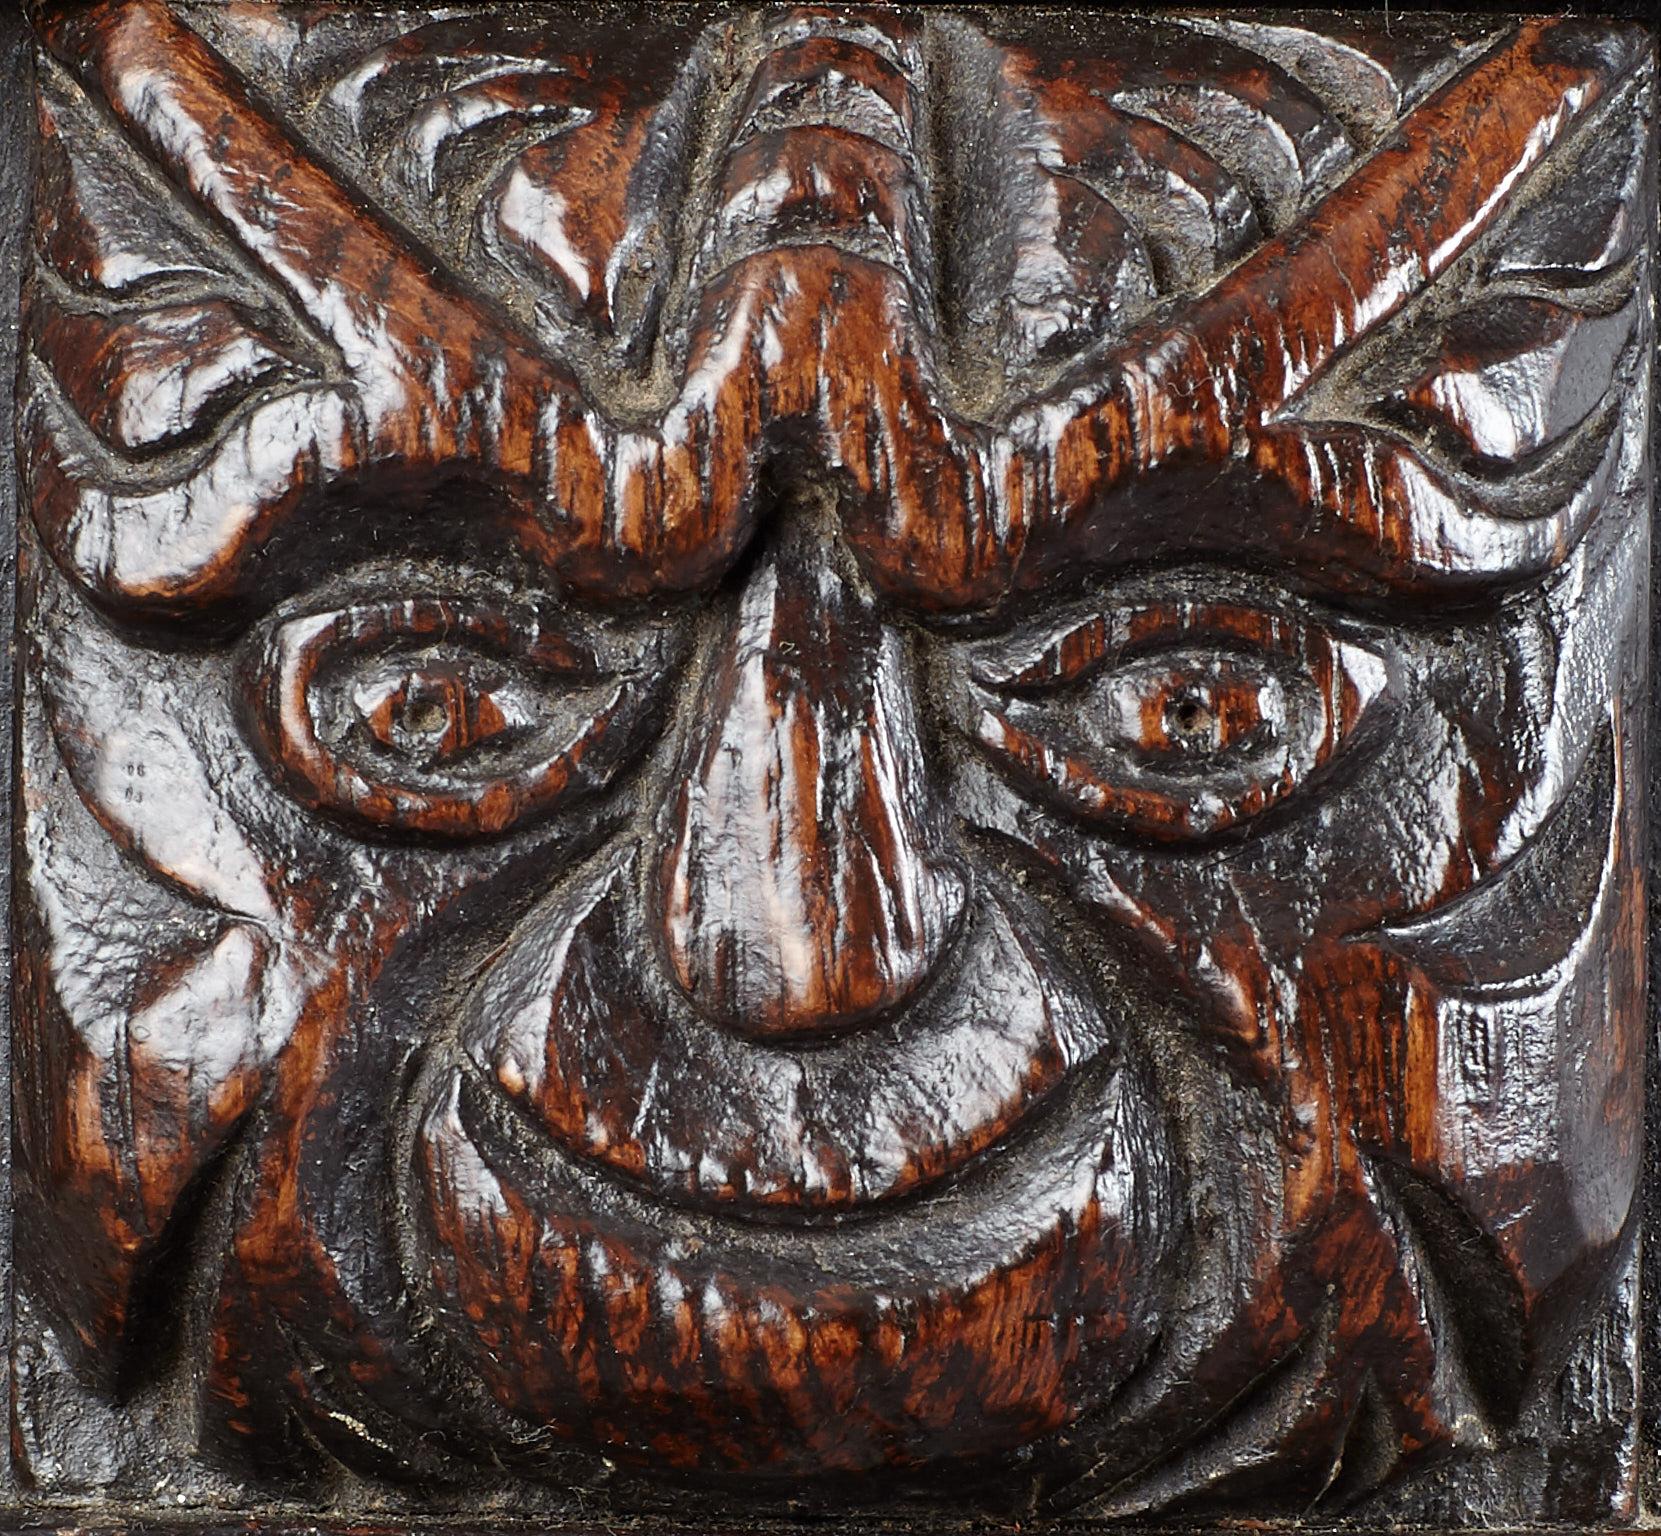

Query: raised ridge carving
left=8, top=4, right=1654, bottom=1526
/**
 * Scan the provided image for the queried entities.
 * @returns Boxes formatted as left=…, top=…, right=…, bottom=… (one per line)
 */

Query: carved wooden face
left=12, top=2, right=1653, bottom=1520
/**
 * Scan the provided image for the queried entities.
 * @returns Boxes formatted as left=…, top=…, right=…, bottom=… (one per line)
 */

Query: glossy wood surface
left=6, top=2, right=1655, bottom=1526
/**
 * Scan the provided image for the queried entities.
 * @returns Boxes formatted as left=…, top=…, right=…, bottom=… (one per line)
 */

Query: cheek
left=934, top=641, right=1554, bottom=1086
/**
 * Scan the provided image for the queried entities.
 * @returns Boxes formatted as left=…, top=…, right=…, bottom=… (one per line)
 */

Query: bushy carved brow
left=23, top=2, right=1643, bottom=623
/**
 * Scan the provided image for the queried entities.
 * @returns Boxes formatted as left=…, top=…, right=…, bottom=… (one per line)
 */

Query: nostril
left=654, top=542, right=966, bottom=1042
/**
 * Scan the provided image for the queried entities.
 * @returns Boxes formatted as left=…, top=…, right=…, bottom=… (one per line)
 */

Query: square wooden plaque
left=1, top=3, right=1655, bottom=1529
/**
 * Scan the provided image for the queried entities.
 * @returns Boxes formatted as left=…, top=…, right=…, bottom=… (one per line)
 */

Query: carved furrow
left=11, top=3, right=1652, bottom=1519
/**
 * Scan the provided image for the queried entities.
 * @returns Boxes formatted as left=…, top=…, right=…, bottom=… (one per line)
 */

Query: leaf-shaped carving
left=328, top=15, right=708, bottom=354
left=31, top=297, right=305, bottom=455
left=378, top=63, right=587, bottom=199
left=1019, top=81, right=1262, bottom=299
left=854, top=18, right=1648, bottom=610
left=28, top=2, right=575, bottom=615
left=1057, top=1304, right=1346, bottom=1518
left=896, top=15, right=1369, bottom=379
left=1302, top=64, right=1647, bottom=509
left=701, top=119, right=931, bottom=293
left=933, top=19, right=1157, bottom=370
left=1022, top=26, right=1352, bottom=286
left=37, top=576, right=279, bottom=923
left=32, top=70, right=227, bottom=299
left=1491, top=83, right=1650, bottom=283
left=1177, top=15, right=1498, bottom=144
left=1106, top=79, right=1348, bottom=231
left=12, top=689, right=275, bottom=1383
left=1363, top=723, right=1643, bottom=1412
left=1364, top=1153, right=1529, bottom=1429
left=1380, top=722, right=1614, bottom=991
left=1398, top=297, right=1636, bottom=465
left=693, top=11, right=930, bottom=295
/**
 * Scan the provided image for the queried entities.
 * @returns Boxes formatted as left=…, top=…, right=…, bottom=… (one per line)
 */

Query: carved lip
left=460, top=846, right=1121, bottom=1215
left=412, top=1036, right=1168, bottom=1475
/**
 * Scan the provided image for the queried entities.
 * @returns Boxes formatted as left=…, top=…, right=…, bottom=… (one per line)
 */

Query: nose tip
left=655, top=544, right=967, bottom=1041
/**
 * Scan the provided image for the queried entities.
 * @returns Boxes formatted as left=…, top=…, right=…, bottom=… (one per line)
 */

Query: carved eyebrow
left=843, top=18, right=1644, bottom=611
left=22, top=6, right=1643, bottom=623
left=25, top=2, right=778, bottom=615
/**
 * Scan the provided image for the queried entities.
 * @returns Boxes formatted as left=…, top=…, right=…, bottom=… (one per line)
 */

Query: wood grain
left=8, top=3, right=1654, bottom=1525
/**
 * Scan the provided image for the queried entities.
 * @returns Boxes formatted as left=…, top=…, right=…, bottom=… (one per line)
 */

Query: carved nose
left=655, top=542, right=967, bottom=1041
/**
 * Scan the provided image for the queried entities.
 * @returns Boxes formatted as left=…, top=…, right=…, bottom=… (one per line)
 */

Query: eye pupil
left=1169, top=695, right=1214, bottom=739
left=403, top=694, right=449, bottom=739
left=356, top=671, right=513, bottom=764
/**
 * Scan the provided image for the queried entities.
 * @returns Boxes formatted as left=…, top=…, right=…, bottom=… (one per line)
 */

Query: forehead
left=22, top=4, right=1644, bottom=624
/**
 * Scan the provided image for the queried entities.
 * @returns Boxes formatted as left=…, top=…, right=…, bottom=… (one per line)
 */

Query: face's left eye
left=960, top=599, right=1391, bottom=842
left=242, top=588, right=681, bottom=839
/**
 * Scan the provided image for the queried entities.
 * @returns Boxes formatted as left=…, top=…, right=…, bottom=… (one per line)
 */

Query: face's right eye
left=242, top=589, right=680, bottom=840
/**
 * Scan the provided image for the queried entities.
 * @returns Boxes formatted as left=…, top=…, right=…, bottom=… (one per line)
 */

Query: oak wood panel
left=2, top=3, right=1654, bottom=1528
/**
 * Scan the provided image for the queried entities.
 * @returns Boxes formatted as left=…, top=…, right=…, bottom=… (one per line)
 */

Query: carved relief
left=9, top=3, right=1654, bottom=1524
